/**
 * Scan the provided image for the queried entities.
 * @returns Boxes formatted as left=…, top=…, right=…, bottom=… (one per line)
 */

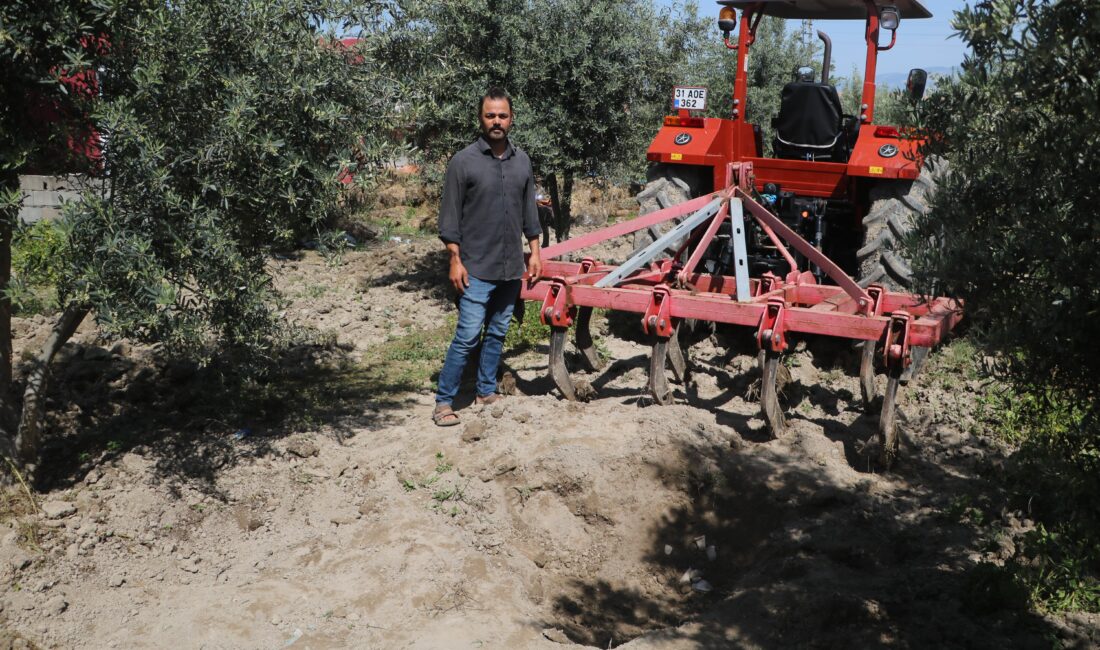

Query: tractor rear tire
left=633, top=164, right=707, bottom=255
left=857, top=159, right=946, bottom=290
left=858, top=158, right=947, bottom=390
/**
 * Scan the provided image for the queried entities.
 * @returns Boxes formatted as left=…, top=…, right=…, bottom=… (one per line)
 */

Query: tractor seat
left=771, top=82, right=853, bottom=162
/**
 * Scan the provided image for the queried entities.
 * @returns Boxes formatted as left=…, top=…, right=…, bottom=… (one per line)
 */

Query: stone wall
left=18, top=175, right=100, bottom=223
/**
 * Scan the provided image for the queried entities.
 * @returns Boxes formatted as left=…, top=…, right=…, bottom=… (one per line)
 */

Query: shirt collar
left=477, top=135, right=515, bottom=160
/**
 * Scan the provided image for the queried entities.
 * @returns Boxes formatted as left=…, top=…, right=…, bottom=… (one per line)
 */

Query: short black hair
left=479, top=87, right=513, bottom=115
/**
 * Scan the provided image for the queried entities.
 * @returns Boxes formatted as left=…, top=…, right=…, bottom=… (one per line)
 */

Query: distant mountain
left=877, top=66, right=956, bottom=88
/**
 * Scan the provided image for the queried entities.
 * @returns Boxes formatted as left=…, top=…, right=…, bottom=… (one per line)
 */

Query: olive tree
left=381, top=0, right=708, bottom=241
left=909, top=0, right=1100, bottom=405
left=0, top=1, right=121, bottom=422
left=907, top=0, right=1100, bottom=606
left=2, top=0, right=402, bottom=478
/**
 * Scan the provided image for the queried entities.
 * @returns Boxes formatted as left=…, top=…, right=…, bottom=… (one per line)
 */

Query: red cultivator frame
left=520, top=163, right=962, bottom=465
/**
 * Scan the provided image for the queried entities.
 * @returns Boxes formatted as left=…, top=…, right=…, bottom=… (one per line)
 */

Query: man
left=432, top=87, right=542, bottom=427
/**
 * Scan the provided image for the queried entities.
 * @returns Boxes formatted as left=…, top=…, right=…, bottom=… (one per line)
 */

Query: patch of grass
left=293, top=283, right=329, bottom=300
left=9, top=219, right=67, bottom=316
left=924, top=338, right=981, bottom=382
left=401, top=452, right=469, bottom=517
left=505, top=302, right=550, bottom=352
left=990, top=385, right=1100, bottom=613
left=361, top=318, right=456, bottom=391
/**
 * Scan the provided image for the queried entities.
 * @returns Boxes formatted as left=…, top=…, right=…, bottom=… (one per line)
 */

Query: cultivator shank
left=520, top=164, right=962, bottom=467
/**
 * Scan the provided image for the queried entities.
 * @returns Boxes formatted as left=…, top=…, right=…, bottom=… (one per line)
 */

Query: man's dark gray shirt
left=438, top=136, right=541, bottom=281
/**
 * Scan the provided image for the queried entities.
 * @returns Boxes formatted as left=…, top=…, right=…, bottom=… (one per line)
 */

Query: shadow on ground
left=32, top=341, right=416, bottom=495
left=539, top=432, right=1054, bottom=648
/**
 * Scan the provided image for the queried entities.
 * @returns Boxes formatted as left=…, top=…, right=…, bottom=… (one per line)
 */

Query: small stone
left=499, top=372, right=517, bottom=396
left=10, top=552, right=33, bottom=571
left=542, top=628, right=573, bottom=644
left=271, top=615, right=282, bottom=626
left=46, top=596, right=68, bottom=615
left=693, top=535, right=706, bottom=550
left=42, top=501, right=77, bottom=520
left=357, top=499, right=377, bottom=516
left=573, top=378, right=597, bottom=402
left=107, top=575, right=125, bottom=588
left=461, top=420, right=487, bottom=443
left=490, top=405, right=505, bottom=419
left=286, top=438, right=319, bottom=458
left=329, top=513, right=358, bottom=526
left=513, top=412, right=529, bottom=424
left=706, top=545, right=717, bottom=561
left=347, top=612, right=361, bottom=622
left=692, top=579, right=713, bottom=593
left=82, top=346, right=110, bottom=361
left=664, top=545, right=673, bottom=556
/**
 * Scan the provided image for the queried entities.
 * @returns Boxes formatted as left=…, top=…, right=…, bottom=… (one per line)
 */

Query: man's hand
left=449, top=256, right=469, bottom=293
left=526, top=239, right=542, bottom=285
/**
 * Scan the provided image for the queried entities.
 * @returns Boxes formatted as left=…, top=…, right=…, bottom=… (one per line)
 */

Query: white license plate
left=672, top=86, right=707, bottom=111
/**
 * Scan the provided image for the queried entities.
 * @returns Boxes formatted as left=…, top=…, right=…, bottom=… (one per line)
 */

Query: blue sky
left=668, top=0, right=971, bottom=77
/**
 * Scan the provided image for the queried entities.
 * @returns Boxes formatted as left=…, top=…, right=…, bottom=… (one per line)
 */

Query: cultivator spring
left=520, top=163, right=962, bottom=467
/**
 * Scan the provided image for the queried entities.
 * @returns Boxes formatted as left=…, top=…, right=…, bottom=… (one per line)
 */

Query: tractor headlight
left=880, top=6, right=900, bottom=30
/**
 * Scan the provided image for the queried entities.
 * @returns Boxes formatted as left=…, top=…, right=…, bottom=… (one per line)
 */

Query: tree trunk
left=0, top=170, right=17, bottom=394
left=560, top=171, right=574, bottom=242
left=14, top=304, right=88, bottom=478
left=546, top=173, right=562, bottom=243
left=545, top=171, right=575, bottom=243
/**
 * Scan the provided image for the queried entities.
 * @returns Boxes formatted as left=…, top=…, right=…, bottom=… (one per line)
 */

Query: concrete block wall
left=18, top=175, right=101, bottom=224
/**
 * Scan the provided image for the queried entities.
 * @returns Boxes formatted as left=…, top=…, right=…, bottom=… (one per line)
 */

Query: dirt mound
left=1, top=230, right=1097, bottom=649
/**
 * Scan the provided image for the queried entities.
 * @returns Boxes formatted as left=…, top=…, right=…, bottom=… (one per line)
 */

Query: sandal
left=432, top=404, right=460, bottom=427
left=475, top=393, right=502, bottom=406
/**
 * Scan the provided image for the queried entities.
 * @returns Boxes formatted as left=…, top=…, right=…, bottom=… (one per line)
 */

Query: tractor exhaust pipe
left=817, top=30, right=832, bottom=84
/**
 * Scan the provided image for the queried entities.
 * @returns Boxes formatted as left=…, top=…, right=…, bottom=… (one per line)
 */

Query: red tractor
left=519, top=0, right=960, bottom=466
left=639, top=0, right=935, bottom=294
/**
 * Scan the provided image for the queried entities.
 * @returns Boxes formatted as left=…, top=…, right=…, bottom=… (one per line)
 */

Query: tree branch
left=14, top=303, right=89, bottom=477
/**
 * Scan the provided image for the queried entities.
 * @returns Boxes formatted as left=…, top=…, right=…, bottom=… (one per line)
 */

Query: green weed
left=505, top=302, right=549, bottom=351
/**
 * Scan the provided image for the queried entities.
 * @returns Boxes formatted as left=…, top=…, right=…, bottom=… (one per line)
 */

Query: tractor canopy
left=716, top=0, right=931, bottom=20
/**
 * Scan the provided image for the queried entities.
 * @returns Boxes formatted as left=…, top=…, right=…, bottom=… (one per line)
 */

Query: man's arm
left=439, top=156, right=469, bottom=293
left=447, top=242, right=469, bottom=293
left=526, top=236, right=541, bottom=284
left=521, top=157, right=543, bottom=283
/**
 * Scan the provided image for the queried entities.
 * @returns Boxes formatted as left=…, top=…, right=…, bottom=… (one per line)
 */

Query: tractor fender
left=847, top=125, right=923, bottom=181
left=645, top=118, right=740, bottom=169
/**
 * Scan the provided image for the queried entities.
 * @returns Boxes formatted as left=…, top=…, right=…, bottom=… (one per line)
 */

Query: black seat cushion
left=772, top=82, right=847, bottom=161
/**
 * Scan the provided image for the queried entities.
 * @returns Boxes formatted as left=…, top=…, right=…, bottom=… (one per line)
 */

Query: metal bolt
left=659, top=319, right=666, bottom=329
left=554, top=311, right=561, bottom=320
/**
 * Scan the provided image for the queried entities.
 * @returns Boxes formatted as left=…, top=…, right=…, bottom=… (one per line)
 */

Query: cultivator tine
left=760, top=349, right=786, bottom=437
left=647, top=336, right=674, bottom=405
left=574, top=306, right=603, bottom=372
left=666, top=324, right=688, bottom=383
left=549, top=326, right=576, bottom=401
left=859, top=341, right=877, bottom=409
left=878, top=367, right=903, bottom=469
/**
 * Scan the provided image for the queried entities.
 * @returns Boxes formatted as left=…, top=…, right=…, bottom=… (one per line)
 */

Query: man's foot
left=432, top=403, right=460, bottom=427
left=475, top=393, right=502, bottom=406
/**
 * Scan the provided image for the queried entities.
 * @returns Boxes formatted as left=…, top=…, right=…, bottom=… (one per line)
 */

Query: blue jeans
left=436, top=276, right=521, bottom=405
